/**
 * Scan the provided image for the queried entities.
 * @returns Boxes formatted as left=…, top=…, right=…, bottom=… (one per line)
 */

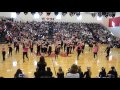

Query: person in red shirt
left=2, top=44, right=6, bottom=61
left=93, top=43, right=99, bottom=58
left=23, top=43, right=29, bottom=62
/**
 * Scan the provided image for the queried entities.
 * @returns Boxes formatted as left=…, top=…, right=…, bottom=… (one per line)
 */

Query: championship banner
left=109, top=17, right=120, bottom=38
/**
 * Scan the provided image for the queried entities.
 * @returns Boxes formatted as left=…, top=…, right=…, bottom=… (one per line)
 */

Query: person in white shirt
left=66, top=64, right=80, bottom=78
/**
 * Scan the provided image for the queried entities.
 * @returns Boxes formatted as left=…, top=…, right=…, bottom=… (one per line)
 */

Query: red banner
left=109, top=17, right=120, bottom=27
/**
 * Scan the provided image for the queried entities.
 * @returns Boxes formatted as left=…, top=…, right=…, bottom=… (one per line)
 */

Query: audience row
left=12, top=56, right=119, bottom=78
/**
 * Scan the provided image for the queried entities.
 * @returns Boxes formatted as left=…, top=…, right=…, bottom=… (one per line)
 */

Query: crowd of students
left=0, top=19, right=119, bottom=47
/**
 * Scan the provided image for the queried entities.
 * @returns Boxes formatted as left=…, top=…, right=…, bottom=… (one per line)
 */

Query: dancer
left=48, top=43, right=52, bottom=56
left=44, top=44, right=47, bottom=54
left=8, top=43, right=12, bottom=57
left=64, top=41, right=67, bottom=52
left=93, top=43, right=99, bottom=59
left=73, top=42, right=76, bottom=51
left=76, top=43, right=82, bottom=60
left=37, top=42, right=41, bottom=55
left=16, top=41, right=19, bottom=54
left=66, top=43, right=70, bottom=56
left=2, top=44, right=6, bottom=61
left=13, top=38, right=17, bottom=49
left=23, top=43, right=29, bottom=62
left=55, top=46, right=59, bottom=60
left=69, top=43, right=73, bottom=54
left=88, top=42, right=93, bottom=51
left=81, top=41, right=85, bottom=53
left=61, top=40, right=63, bottom=49
left=105, top=45, right=111, bottom=60
left=41, top=41, right=44, bottom=53
left=30, top=41, right=34, bottom=53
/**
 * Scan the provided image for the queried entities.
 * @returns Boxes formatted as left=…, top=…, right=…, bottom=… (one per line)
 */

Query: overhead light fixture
left=77, top=15, right=82, bottom=20
left=112, top=12, right=116, bottom=17
left=54, top=12, right=59, bottom=16
left=11, top=12, right=17, bottom=18
left=46, top=12, right=51, bottom=16
left=62, top=12, right=67, bottom=16
left=34, top=12, right=40, bottom=19
left=39, top=12, right=43, bottom=16
left=76, top=12, right=80, bottom=16
left=56, top=13, right=61, bottom=19
left=16, top=12, right=20, bottom=15
left=24, top=12, right=28, bottom=15
left=97, top=16, right=103, bottom=20
left=91, top=13, right=96, bottom=18
left=98, top=12, right=102, bottom=17
left=69, top=12, right=75, bottom=16
left=31, top=12, right=36, bottom=15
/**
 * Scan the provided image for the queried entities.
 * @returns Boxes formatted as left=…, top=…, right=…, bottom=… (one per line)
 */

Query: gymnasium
left=0, top=12, right=120, bottom=78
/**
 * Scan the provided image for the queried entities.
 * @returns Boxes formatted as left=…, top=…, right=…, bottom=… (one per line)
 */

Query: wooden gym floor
left=0, top=43, right=120, bottom=78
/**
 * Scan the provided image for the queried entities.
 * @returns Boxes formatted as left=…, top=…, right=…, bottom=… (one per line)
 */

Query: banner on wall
left=109, top=17, right=120, bottom=38
left=42, top=17, right=54, bottom=21
left=109, top=17, right=120, bottom=27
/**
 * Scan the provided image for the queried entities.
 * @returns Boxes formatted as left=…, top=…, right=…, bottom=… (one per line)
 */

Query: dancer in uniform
left=93, top=43, right=99, bottom=59
left=14, top=38, right=17, bottom=49
left=23, top=43, right=29, bottom=62
left=48, top=43, right=52, bottom=56
left=66, top=43, right=70, bottom=56
left=8, top=43, right=12, bottom=57
left=2, top=44, right=6, bottom=61
left=76, top=43, right=82, bottom=60
left=37, top=41, right=41, bottom=55
left=69, top=40, right=72, bottom=54
left=88, top=41, right=93, bottom=51
left=64, top=40, right=67, bottom=52
left=44, top=44, right=47, bottom=54
left=61, top=40, right=63, bottom=49
left=81, top=41, right=85, bottom=53
left=105, top=45, right=111, bottom=60
left=55, top=46, right=59, bottom=60
left=30, top=41, right=34, bottom=53
left=16, top=41, right=19, bottom=54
